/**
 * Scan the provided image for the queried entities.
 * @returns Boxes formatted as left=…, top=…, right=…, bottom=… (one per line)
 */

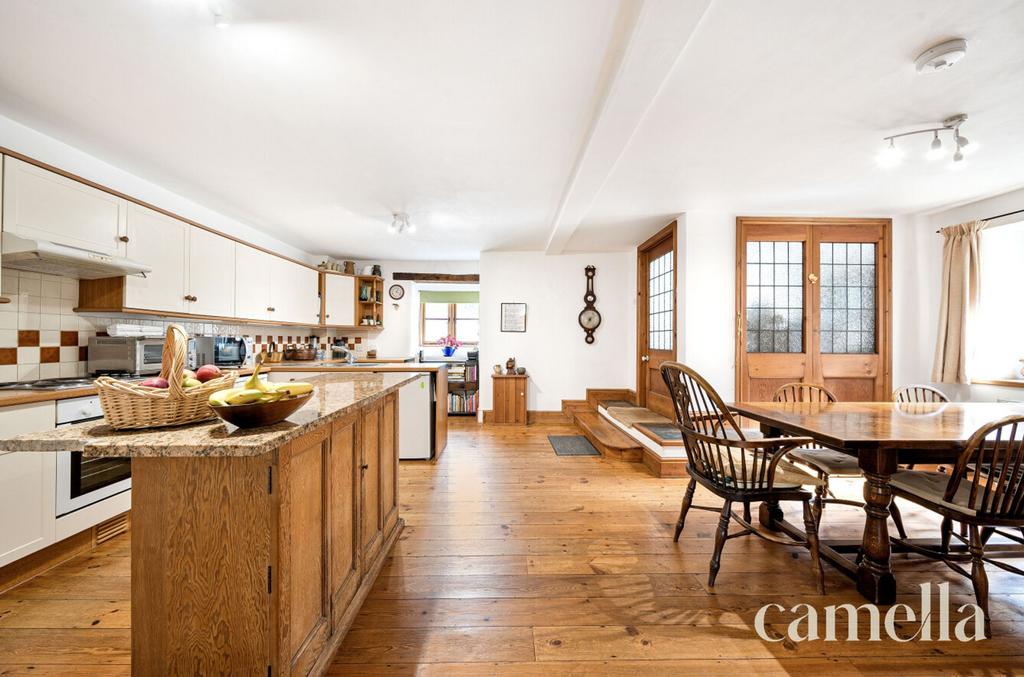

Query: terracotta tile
left=60, top=330, right=78, bottom=346
left=17, top=330, right=40, bottom=347
left=79, top=346, right=88, bottom=361
left=255, top=335, right=262, bottom=343
left=40, top=347, right=60, bottom=363
left=0, top=348, right=15, bottom=365
left=354, top=337, right=362, bottom=344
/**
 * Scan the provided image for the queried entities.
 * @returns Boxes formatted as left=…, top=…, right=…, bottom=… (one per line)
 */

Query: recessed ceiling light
left=915, top=39, right=967, bottom=74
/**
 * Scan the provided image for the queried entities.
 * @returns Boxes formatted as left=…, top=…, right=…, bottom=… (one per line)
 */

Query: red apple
left=195, top=364, right=222, bottom=383
left=140, top=377, right=169, bottom=389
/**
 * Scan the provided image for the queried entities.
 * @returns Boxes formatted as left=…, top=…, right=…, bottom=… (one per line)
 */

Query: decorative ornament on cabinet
left=578, top=265, right=601, bottom=344
left=505, top=357, right=516, bottom=375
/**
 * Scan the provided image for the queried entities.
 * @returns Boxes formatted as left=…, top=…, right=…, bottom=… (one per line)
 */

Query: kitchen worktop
left=0, top=371, right=418, bottom=458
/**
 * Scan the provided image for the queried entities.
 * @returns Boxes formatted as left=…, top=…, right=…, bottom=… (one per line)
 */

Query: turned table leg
left=856, top=448, right=898, bottom=604
left=757, top=421, right=785, bottom=532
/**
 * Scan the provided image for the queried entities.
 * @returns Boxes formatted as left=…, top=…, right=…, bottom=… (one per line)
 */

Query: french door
left=735, top=217, right=892, bottom=402
left=637, top=221, right=677, bottom=417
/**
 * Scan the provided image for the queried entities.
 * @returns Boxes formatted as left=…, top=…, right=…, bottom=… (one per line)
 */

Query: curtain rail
left=935, top=208, right=1024, bottom=233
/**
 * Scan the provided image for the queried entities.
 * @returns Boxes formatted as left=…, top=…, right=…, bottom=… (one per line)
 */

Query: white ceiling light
left=915, top=39, right=968, bottom=74
left=388, top=212, right=415, bottom=235
left=878, top=114, right=975, bottom=168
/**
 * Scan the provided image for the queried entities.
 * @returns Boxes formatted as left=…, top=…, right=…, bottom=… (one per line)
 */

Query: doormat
left=549, top=435, right=601, bottom=457
left=634, top=423, right=682, bottom=442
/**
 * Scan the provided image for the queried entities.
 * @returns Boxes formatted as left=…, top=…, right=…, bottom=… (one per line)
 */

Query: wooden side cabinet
left=491, top=374, right=527, bottom=425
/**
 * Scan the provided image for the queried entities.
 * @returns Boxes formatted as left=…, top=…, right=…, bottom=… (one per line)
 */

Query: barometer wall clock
left=578, top=265, right=601, bottom=344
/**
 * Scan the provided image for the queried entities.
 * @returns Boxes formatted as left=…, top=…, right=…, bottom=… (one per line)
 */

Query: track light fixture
left=388, top=212, right=415, bottom=235
left=878, top=114, right=975, bottom=168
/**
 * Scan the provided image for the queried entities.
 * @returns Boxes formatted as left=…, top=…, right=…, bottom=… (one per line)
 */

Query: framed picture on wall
left=500, top=303, right=527, bottom=332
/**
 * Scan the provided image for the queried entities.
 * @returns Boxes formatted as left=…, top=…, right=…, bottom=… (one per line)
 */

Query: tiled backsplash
left=0, top=269, right=379, bottom=382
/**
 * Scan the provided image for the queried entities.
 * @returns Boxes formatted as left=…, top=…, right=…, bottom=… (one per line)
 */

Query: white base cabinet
left=0, top=402, right=56, bottom=568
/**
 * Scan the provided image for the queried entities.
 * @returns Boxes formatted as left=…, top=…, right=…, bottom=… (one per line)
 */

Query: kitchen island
left=0, top=371, right=417, bottom=676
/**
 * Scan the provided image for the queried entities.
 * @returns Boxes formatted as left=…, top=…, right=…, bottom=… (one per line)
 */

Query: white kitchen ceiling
left=0, top=0, right=1022, bottom=260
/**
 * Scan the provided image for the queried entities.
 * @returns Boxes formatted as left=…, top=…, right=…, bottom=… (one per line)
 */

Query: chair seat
left=790, top=448, right=862, bottom=476
left=890, top=470, right=976, bottom=516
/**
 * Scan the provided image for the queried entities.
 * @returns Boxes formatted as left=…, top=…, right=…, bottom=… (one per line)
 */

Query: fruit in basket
left=183, top=377, right=203, bottom=389
left=140, top=377, right=169, bottom=389
left=183, top=369, right=196, bottom=380
left=196, top=364, right=222, bottom=382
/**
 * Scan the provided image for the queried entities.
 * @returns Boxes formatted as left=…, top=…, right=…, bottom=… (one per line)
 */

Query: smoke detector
left=915, top=39, right=968, bottom=74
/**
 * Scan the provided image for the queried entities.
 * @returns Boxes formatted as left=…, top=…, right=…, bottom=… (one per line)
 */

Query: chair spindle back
left=893, top=384, right=949, bottom=404
left=949, top=416, right=1024, bottom=518
left=773, top=383, right=837, bottom=404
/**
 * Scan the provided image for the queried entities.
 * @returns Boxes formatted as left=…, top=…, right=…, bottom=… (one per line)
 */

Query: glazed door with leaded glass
left=637, top=223, right=677, bottom=417
left=736, top=218, right=891, bottom=403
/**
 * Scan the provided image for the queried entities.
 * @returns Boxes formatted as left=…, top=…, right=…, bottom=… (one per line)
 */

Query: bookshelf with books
left=447, top=353, right=479, bottom=416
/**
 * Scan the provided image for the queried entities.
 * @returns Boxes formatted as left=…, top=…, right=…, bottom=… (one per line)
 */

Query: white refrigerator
left=398, top=374, right=433, bottom=460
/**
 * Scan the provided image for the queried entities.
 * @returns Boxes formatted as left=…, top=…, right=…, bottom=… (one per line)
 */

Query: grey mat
left=635, top=423, right=682, bottom=441
left=549, top=435, right=601, bottom=457
left=597, top=399, right=637, bottom=409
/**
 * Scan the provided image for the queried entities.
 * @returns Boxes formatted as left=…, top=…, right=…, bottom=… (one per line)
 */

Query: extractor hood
left=1, top=233, right=151, bottom=280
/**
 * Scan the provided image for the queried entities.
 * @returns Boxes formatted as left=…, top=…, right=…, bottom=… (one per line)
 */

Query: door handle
left=641, top=355, right=650, bottom=362
left=808, top=273, right=819, bottom=285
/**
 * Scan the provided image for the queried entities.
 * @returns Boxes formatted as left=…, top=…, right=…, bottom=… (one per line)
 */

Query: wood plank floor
left=2, top=418, right=1024, bottom=675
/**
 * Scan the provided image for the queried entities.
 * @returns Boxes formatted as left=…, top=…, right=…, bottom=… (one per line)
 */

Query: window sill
left=972, top=378, right=1024, bottom=389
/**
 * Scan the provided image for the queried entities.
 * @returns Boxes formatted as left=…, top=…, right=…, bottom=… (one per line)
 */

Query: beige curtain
left=932, top=220, right=986, bottom=383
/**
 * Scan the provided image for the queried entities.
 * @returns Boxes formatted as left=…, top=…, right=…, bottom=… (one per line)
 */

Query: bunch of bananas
left=208, top=362, right=314, bottom=407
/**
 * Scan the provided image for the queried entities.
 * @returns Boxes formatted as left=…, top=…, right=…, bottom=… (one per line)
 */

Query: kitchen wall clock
left=388, top=284, right=405, bottom=300
left=578, top=265, right=601, bottom=344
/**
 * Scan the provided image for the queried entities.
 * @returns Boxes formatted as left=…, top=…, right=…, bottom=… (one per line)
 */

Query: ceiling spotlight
left=877, top=138, right=904, bottom=168
left=389, top=212, right=415, bottom=235
left=953, top=148, right=964, bottom=162
left=926, top=131, right=944, bottom=160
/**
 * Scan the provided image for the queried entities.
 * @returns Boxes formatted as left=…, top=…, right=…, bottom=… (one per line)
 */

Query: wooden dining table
left=730, top=400, right=1024, bottom=604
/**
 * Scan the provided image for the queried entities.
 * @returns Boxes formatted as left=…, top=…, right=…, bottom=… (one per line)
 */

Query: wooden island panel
left=130, top=393, right=403, bottom=676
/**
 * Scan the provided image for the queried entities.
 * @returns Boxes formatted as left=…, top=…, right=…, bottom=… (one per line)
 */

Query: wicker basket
left=95, top=324, right=238, bottom=430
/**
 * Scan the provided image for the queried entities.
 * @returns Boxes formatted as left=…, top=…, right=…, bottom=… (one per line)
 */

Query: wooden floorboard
left=1, top=417, right=1023, bottom=674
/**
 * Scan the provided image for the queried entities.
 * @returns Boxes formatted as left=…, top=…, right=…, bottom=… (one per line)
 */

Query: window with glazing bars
left=820, top=242, right=876, bottom=354
left=745, top=241, right=803, bottom=353
left=648, top=251, right=673, bottom=351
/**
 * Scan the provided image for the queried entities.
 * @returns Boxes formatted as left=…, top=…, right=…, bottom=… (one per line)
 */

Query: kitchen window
left=419, top=294, right=479, bottom=346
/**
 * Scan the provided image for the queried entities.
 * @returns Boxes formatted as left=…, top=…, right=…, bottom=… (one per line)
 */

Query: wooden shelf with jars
left=357, top=276, right=385, bottom=329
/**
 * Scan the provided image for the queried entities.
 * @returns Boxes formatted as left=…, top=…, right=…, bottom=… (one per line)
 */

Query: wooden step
left=560, top=399, right=592, bottom=424
left=584, top=388, right=635, bottom=409
left=642, top=449, right=689, bottom=478
left=574, top=412, right=643, bottom=462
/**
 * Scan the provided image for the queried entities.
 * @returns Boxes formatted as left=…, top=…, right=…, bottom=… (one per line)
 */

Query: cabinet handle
left=361, top=464, right=369, bottom=471
left=119, top=235, right=130, bottom=243
left=267, top=307, right=275, bottom=312
left=184, top=295, right=197, bottom=302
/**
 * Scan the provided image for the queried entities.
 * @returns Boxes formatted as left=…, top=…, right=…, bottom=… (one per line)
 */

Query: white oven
left=55, top=396, right=131, bottom=517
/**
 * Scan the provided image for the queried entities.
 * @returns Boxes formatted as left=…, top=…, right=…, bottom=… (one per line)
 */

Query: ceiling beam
left=543, top=0, right=712, bottom=254
left=392, top=273, right=480, bottom=283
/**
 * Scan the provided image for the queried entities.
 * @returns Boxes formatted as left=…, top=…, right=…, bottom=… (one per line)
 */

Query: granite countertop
left=0, top=372, right=419, bottom=458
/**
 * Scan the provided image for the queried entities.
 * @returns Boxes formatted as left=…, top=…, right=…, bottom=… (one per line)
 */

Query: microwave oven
left=189, top=336, right=254, bottom=369
left=87, top=336, right=165, bottom=375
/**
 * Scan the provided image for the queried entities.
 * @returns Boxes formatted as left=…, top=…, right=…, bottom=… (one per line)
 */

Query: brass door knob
left=808, top=273, right=819, bottom=284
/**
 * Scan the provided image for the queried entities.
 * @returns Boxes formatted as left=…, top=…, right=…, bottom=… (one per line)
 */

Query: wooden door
left=380, top=393, right=399, bottom=537
left=2, top=156, right=126, bottom=256
left=359, top=400, right=383, bottom=567
left=278, top=426, right=331, bottom=676
left=736, top=217, right=891, bottom=402
left=124, top=203, right=187, bottom=314
left=328, top=412, right=361, bottom=630
left=636, top=222, right=677, bottom=417
left=234, top=243, right=272, bottom=321
left=187, top=226, right=236, bottom=317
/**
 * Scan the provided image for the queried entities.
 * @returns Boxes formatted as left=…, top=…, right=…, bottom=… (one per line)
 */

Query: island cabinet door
left=359, top=398, right=384, bottom=567
left=276, top=423, right=332, bottom=676
left=380, top=392, right=399, bottom=538
left=328, top=410, right=362, bottom=630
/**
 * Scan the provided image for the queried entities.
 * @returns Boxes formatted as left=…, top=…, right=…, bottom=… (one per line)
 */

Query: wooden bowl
left=210, top=392, right=314, bottom=429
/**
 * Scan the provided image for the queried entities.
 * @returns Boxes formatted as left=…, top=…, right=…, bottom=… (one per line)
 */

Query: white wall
left=352, top=259, right=480, bottom=358
left=479, top=251, right=636, bottom=412
left=0, top=113, right=314, bottom=263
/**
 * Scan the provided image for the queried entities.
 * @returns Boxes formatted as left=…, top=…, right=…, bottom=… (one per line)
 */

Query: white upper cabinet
left=269, top=256, right=320, bottom=324
left=324, top=273, right=356, bottom=326
left=186, top=227, right=235, bottom=318
left=2, top=157, right=126, bottom=256
left=234, top=243, right=273, bottom=322
left=124, top=204, right=187, bottom=314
